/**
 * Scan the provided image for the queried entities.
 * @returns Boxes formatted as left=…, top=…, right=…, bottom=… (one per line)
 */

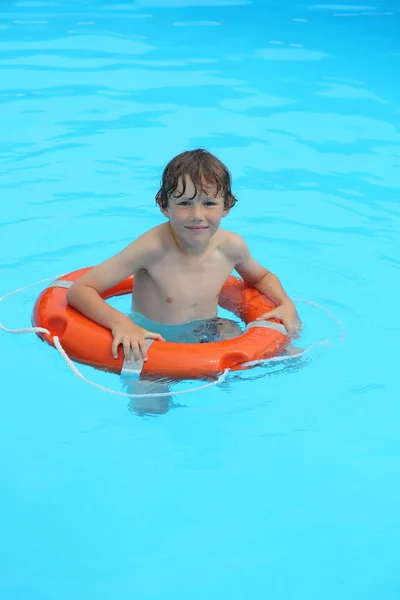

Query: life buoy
left=32, top=267, right=290, bottom=378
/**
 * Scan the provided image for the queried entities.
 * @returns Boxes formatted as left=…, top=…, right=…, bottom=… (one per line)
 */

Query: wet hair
left=156, top=149, right=238, bottom=210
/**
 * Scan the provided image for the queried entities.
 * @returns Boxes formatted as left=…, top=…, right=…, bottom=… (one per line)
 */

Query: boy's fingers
left=279, top=317, right=292, bottom=333
left=132, top=344, right=141, bottom=364
left=123, top=340, right=132, bottom=362
left=287, top=321, right=302, bottom=338
left=138, top=340, right=148, bottom=362
left=256, top=311, right=276, bottom=321
left=147, top=330, right=166, bottom=341
left=112, top=337, right=121, bottom=358
left=112, top=330, right=167, bottom=362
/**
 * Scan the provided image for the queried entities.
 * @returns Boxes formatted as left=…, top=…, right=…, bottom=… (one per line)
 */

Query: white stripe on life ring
left=246, top=320, right=287, bottom=335
left=47, top=280, right=73, bottom=289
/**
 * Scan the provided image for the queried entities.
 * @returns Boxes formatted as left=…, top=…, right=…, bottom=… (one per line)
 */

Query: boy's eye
left=176, top=199, right=217, bottom=206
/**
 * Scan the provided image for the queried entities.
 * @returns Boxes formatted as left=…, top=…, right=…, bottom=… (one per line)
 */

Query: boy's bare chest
left=151, top=249, right=234, bottom=302
left=133, top=246, right=236, bottom=322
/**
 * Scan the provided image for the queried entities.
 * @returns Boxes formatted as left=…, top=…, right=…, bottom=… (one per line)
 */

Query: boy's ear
left=222, top=195, right=235, bottom=217
left=156, top=195, right=169, bottom=217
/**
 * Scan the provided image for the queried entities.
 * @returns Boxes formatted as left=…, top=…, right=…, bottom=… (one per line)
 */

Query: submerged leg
left=190, top=317, right=243, bottom=343
left=122, top=375, right=172, bottom=416
left=120, top=339, right=172, bottom=415
left=213, top=317, right=243, bottom=341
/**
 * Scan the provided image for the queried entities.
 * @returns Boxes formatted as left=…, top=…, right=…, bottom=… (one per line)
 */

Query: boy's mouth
left=185, top=226, right=209, bottom=230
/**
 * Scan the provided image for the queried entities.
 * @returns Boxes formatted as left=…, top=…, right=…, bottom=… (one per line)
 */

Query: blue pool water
left=1, top=0, right=399, bottom=597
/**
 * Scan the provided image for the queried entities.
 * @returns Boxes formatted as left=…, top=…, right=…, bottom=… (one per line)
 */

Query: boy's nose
left=191, top=205, right=203, bottom=220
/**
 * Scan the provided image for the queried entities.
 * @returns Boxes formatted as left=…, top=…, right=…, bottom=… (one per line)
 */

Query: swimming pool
left=1, top=0, right=399, bottom=597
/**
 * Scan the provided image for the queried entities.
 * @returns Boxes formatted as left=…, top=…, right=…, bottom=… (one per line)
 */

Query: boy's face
left=161, top=175, right=229, bottom=245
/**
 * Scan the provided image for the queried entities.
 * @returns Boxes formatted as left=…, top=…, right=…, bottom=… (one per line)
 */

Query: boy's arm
left=231, top=234, right=301, bottom=336
left=67, top=230, right=161, bottom=331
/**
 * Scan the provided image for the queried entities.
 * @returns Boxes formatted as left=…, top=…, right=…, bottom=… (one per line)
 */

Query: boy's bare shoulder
left=127, top=223, right=170, bottom=262
left=217, top=228, right=248, bottom=261
left=136, top=223, right=168, bottom=244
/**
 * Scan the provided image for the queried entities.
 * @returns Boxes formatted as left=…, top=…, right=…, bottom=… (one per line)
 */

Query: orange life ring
left=32, top=267, right=290, bottom=378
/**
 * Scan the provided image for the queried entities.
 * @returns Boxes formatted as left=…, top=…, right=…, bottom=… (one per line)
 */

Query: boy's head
left=156, top=149, right=237, bottom=210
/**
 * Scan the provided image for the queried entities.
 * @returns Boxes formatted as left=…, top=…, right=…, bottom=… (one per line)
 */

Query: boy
left=67, top=149, right=301, bottom=366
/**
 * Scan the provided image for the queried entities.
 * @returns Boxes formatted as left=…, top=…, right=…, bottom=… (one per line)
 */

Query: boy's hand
left=256, top=300, right=301, bottom=338
left=111, top=319, right=165, bottom=363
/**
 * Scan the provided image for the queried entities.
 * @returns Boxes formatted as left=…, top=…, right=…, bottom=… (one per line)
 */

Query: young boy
left=67, top=149, right=301, bottom=366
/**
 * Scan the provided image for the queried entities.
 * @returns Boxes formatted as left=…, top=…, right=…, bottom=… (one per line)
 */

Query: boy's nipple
left=166, top=296, right=173, bottom=303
